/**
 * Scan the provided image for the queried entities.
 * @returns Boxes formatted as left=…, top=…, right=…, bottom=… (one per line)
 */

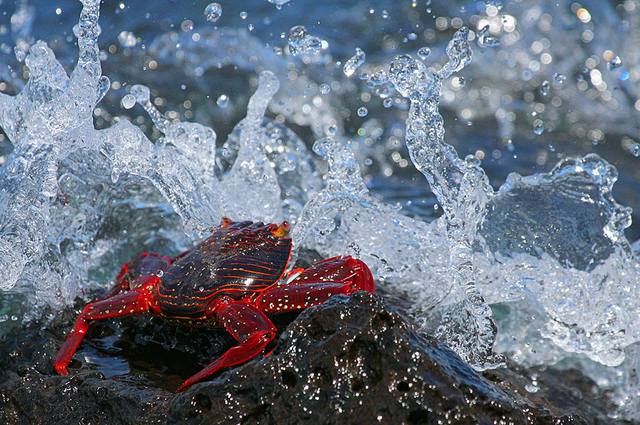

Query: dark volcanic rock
left=168, top=293, right=584, bottom=425
left=0, top=292, right=626, bottom=425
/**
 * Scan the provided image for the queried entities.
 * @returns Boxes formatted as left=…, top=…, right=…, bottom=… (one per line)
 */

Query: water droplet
left=622, top=137, right=640, bottom=157
left=343, top=48, right=366, bottom=78
left=117, top=31, right=137, bottom=48
left=357, top=106, right=368, bottom=117
left=204, top=3, right=222, bottom=22
left=288, top=25, right=322, bottom=56
left=267, top=0, right=290, bottom=7
left=319, top=83, right=331, bottom=94
left=327, top=124, right=337, bottom=136
left=533, top=119, right=544, bottom=135
left=381, top=10, right=389, bottom=19
left=417, top=47, right=431, bottom=60
left=477, top=25, right=500, bottom=48
left=289, top=25, right=306, bottom=40
left=627, top=143, right=640, bottom=157
left=383, top=98, right=393, bottom=108
left=240, top=11, right=248, bottom=20
left=608, top=55, right=622, bottom=70
left=14, top=46, right=26, bottom=62
left=553, top=73, right=566, bottom=85
left=539, top=80, right=550, bottom=96
left=216, top=94, right=229, bottom=108
left=440, top=27, right=472, bottom=78
left=121, top=94, right=136, bottom=109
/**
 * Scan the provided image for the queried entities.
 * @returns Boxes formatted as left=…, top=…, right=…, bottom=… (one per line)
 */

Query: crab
left=54, top=218, right=375, bottom=392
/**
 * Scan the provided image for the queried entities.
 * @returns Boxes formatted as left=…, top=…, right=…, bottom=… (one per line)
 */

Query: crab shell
left=154, top=220, right=292, bottom=319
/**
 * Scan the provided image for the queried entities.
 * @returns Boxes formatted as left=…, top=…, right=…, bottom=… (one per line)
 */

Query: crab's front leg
left=103, top=252, right=173, bottom=299
left=176, top=299, right=277, bottom=392
left=53, top=277, right=159, bottom=376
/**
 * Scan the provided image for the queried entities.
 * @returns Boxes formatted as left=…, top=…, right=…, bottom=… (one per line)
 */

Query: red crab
left=54, top=218, right=375, bottom=392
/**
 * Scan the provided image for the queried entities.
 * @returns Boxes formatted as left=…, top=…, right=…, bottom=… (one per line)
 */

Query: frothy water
left=1, top=0, right=639, bottom=419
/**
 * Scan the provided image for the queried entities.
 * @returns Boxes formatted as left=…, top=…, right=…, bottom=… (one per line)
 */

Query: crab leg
left=176, top=300, right=277, bottom=392
left=53, top=279, right=158, bottom=376
left=256, top=256, right=375, bottom=313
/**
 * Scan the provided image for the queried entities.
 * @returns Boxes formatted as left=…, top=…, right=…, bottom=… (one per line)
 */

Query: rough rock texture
left=0, top=292, right=628, bottom=425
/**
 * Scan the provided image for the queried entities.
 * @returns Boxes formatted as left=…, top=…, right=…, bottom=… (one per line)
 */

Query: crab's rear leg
left=256, top=256, right=375, bottom=313
left=176, top=300, right=276, bottom=392
left=53, top=277, right=159, bottom=376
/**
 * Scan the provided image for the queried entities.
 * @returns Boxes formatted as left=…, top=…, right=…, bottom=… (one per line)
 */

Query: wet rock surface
left=0, top=292, right=628, bottom=425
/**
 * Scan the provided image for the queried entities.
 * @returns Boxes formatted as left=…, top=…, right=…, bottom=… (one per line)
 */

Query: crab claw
left=269, top=221, right=290, bottom=238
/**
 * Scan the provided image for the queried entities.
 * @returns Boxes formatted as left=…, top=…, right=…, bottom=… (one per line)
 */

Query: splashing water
left=1, top=1, right=640, bottom=420
left=0, top=0, right=314, bottom=306
left=387, top=27, right=501, bottom=369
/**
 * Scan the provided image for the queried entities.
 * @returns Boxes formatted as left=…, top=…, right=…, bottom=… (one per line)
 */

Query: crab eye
left=270, top=221, right=290, bottom=238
